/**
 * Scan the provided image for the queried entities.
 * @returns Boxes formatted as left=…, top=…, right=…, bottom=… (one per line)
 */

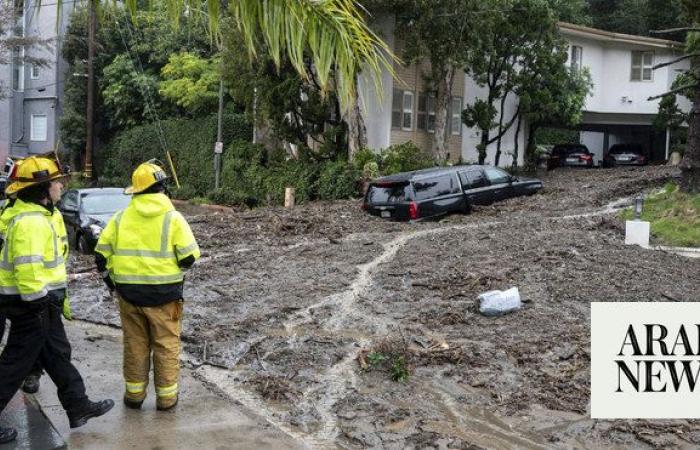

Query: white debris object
left=625, top=220, right=650, bottom=248
left=478, top=287, right=522, bottom=316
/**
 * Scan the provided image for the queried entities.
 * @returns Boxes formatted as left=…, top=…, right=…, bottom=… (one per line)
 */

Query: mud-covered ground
left=69, top=166, right=700, bottom=449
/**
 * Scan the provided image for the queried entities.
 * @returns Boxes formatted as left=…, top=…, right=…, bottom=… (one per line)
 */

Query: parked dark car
left=603, top=143, right=647, bottom=167
left=548, top=144, right=595, bottom=169
left=58, top=188, right=132, bottom=253
left=363, top=165, right=543, bottom=221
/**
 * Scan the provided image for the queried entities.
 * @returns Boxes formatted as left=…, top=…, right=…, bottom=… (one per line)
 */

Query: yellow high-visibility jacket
left=0, top=199, right=66, bottom=302
left=95, top=193, right=199, bottom=306
left=52, top=209, right=69, bottom=260
left=0, top=199, right=16, bottom=243
left=0, top=200, right=66, bottom=258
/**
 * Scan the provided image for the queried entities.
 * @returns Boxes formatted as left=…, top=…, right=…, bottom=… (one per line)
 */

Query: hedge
left=99, top=114, right=252, bottom=196
left=101, top=122, right=435, bottom=207
left=214, top=140, right=360, bottom=206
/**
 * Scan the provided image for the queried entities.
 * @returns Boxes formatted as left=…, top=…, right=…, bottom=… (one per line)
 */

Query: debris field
left=69, top=166, right=700, bottom=449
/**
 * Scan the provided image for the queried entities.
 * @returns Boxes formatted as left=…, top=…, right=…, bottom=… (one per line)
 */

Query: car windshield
left=80, top=192, right=131, bottom=214
left=368, top=183, right=410, bottom=203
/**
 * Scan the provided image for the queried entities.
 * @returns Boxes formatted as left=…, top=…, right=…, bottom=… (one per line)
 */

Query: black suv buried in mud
left=363, top=165, right=543, bottom=221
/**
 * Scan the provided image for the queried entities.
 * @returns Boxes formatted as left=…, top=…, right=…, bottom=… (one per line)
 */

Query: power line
left=112, top=15, right=169, bottom=154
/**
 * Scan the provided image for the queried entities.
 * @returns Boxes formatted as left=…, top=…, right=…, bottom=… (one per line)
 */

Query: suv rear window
left=413, top=175, right=457, bottom=201
left=367, top=183, right=411, bottom=203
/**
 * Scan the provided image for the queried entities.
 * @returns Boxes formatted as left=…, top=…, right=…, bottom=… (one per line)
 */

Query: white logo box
left=592, top=302, right=700, bottom=419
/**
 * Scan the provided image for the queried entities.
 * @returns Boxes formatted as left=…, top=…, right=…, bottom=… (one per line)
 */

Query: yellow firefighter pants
left=118, top=297, right=183, bottom=409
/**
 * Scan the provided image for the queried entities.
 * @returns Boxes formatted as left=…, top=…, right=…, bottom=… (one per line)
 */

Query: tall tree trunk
left=512, top=113, right=523, bottom=169
left=525, top=122, right=539, bottom=166
left=478, top=130, right=489, bottom=165
left=680, top=75, right=700, bottom=193
left=345, top=88, right=367, bottom=161
left=494, top=91, right=510, bottom=167
left=433, top=65, right=455, bottom=163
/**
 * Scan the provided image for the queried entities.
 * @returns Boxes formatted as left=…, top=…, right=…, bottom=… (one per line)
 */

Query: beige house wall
left=388, top=40, right=465, bottom=163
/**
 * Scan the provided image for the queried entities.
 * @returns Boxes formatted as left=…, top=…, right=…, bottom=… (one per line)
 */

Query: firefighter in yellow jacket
left=95, top=160, right=199, bottom=411
left=0, top=157, right=114, bottom=444
left=0, top=161, right=71, bottom=395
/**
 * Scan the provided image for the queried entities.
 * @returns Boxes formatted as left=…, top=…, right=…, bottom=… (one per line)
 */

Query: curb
left=25, top=394, right=67, bottom=450
left=652, top=245, right=700, bottom=259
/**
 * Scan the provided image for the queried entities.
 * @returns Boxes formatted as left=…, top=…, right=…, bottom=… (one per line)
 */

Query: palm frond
left=228, top=0, right=394, bottom=109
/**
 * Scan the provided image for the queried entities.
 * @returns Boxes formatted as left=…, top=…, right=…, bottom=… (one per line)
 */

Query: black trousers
left=0, top=313, right=42, bottom=377
left=0, top=300, right=88, bottom=414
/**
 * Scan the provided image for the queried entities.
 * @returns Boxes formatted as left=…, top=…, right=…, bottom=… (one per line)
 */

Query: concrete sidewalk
left=30, top=321, right=304, bottom=450
left=0, top=393, right=65, bottom=450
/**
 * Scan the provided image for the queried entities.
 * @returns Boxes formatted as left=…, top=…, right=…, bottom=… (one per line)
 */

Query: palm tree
left=136, top=0, right=392, bottom=109
left=48, top=0, right=389, bottom=176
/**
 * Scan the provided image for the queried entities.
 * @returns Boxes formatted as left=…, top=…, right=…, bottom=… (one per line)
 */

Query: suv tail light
left=580, top=154, right=592, bottom=161
left=409, top=201, right=419, bottom=220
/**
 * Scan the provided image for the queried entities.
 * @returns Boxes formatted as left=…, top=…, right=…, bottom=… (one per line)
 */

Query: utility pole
left=214, top=79, right=224, bottom=189
left=84, top=0, right=97, bottom=180
left=213, top=0, right=229, bottom=190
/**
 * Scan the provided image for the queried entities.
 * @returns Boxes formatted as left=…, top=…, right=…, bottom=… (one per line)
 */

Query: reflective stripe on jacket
left=0, top=199, right=66, bottom=301
left=95, top=193, right=199, bottom=286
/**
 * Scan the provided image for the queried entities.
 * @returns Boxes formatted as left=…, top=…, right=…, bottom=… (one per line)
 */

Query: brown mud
left=68, top=166, right=700, bottom=449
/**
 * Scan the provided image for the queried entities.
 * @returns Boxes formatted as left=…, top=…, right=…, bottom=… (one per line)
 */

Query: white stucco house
left=560, top=22, right=691, bottom=164
left=359, top=19, right=691, bottom=167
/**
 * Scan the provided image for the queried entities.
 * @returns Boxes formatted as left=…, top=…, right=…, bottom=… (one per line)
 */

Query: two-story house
left=560, top=22, right=691, bottom=164
left=0, top=0, right=74, bottom=162
left=360, top=18, right=691, bottom=167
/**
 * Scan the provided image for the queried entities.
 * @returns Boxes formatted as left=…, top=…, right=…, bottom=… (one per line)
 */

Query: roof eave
left=558, top=22, right=685, bottom=50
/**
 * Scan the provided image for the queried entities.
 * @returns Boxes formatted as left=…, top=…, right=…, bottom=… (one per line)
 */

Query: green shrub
left=621, top=183, right=700, bottom=247
left=317, top=160, right=361, bottom=200
left=102, top=119, right=436, bottom=207
left=172, top=185, right=198, bottom=200
left=352, top=148, right=380, bottom=171
left=226, top=139, right=267, bottom=165
left=380, top=142, right=435, bottom=175
left=207, top=188, right=257, bottom=207
left=100, top=114, right=251, bottom=196
left=264, top=161, right=320, bottom=204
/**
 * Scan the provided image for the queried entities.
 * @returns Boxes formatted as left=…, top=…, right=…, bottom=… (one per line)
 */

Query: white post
left=665, top=127, right=671, bottom=161
left=284, top=187, right=295, bottom=209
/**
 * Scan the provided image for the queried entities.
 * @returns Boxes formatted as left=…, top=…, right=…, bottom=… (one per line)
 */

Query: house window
left=392, top=89, right=414, bottom=131
left=402, top=91, right=414, bottom=130
left=427, top=95, right=436, bottom=133
left=12, top=46, right=24, bottom=91
left=30, top=114, right=48, bottom=141
left=450, top=96, right=462, bottom=136
left=631, top=51, right=654, bottom=81
left=30, top=63, right=39, bottom=79
left=570, top=46, right=583, bottom=72
left=417, top=94, right=427, bottom=130
left=14, top=0, right=24, bottom=18
left=417, top=93, right=436, bottom=132
left=391, top=90, right=402, bottom=129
